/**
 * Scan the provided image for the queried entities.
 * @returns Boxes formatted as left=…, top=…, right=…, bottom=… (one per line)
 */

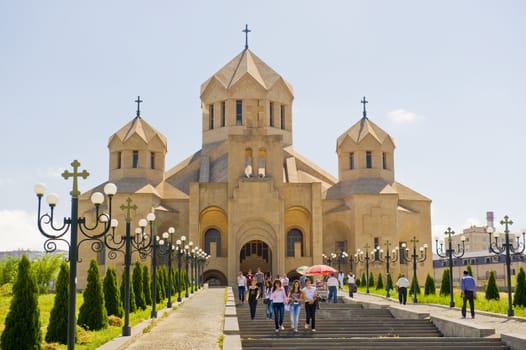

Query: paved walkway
left=349, top=291, right=526, bottom=339
left=98, top=287, right=225, bottom=350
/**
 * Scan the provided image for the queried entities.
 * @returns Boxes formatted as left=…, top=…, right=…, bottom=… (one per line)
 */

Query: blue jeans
left=272, top=302, right=284, bottom=329
left=328, top=285, right=338, bottom=303
left=289, top=303, right=301, bottom=329
left=238, top=286, right=245, bottom=302
left=266, top=300, right=273, bottom=318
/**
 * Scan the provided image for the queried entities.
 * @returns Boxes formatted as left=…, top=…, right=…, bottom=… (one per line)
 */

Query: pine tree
left=485, top=270, right=500, bottom=301
left=1, top=255, right=42, bottom=350
left=424, top=273, right=436, bottom=295
left=156, top=269, right=164, bottom=302
left=360, top=272, right=366, bottom=287
left=45, top=262, right=69, bottom=344
left=121, top=269, right=136, bottom=313
left=142, top=265, right=152, bottom=306
left=409, top=274, right=421, bottom=296
left=439, top=269, right=451, bottom=296
left=386, top=273, right=394, bottom=292
left=376, top=272, right=384, bottom=290
left=78, top=260, right=108, bottom=330
left=466, top=264, right=474, bottom=277
left=513, top=267, right=526, bottom=307
left=103, top=267, right=123, bottom=318
left=368, top=272, right=375, bottom=288
left=133, top=261, right=146, bottom=310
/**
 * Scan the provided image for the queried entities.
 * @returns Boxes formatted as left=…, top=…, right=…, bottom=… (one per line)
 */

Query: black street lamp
left=435, top=227, right=465, bottom=307
left=136, top=219, right=161, bottom=319
left=106, top=203, right=155, bottom=335
left=161, top=228, right=176, bottom=307
left=404, top=236, right=428, bottom=304
left=322, top=253, right=335, bottom=266
left=188, top=241, right=195, bottom=294
left=175, top=235, right=187, bottom=302
left=355, top=243, right=372, bottom=294
left=373, top=240, right=399, bottom=298
left=35, top=160, right=116, bottom=350
left=184, top=242, right=190, bottom=298
left=335, top=250, right=349, bottom=273
left=488, top=215, right=526, bottom=317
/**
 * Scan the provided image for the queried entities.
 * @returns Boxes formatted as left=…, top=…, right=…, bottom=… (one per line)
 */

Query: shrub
left=424, top=273, right=436, bottom=295
left=108, top=315, right=124, bottom=327
left=386, top=273, right=393, bottom=292
left=513, top=267, right=526, bottom=307
left=121, top=269, right=136, bottom=312
left=360, top=272, right=366, bottom=287
left=439, top=269, right=450, bottom=296
left=355, top=277, right=360, bottom=287
left=409, top=274, right=421, bottom=296
left=133, top=261, right=146, bottom=310
left=75, top=325, right=90, bottom=344
left=485, top=270, right=500, bottom=301
left=77, top=259, right=108, bottom=330
left=41, top=343, right=61, bottom=350
left=376, top=273, right=384, bottom=290
left=466, top=264, right=474, bottom=277
left=143, top=265, right=152, bottom=306
left=368, top=272, right=375, bottom=288
left=45, top=262, right=69, bottom=344
left=0, top=255, right=42, bottom=350
left=103, top=266, right=123, bottom=317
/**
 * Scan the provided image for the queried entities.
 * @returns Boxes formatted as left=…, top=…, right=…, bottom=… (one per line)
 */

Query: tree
left=0, top=256, right=20, bottom=286
left=485, top=270, right=500, bottom=301
left=513, top=267, right=526, bottom=307
left=103, top=267, right=123, bottom=317
left=121, top=270, right=136, bottom=312
left=439, top=269, right=450, bottom=296
left=142, top=265, right=152, bottom=306
left=133, top=261, right=146, bottom=310
left=386, top=273, right=394, bottom=292
left=466, top=264, right=474, bottom=277
left=78, top=260, right=108, bottom=330
left=368, top=272, right=375, bottom=288
left=376, top=272, right=384, bottom=290
left=45, top=262, right=69, bottom=344
left=1, top=255, right=42, bottom=350
left=409, top=274, right=420, bottom=296
left=360, top=272, right=366, bottom=287
left=31, top=253, right=64, bottom=294
left=424, top=273, right=436, bottom=295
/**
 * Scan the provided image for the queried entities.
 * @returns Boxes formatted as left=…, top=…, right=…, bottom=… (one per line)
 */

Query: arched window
left=287, top=229, right=303, bottom=257
left=258, top=147, right=266, bottom=177
left=244, top=148, right=253, bottom=177
left=205, top=229, right=221, bottom=257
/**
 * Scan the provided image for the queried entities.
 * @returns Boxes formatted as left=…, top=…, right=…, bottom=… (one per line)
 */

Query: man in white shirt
left=326, top=273, right=339, bottom=304
left=237, top=271, right=247, bottom=304
left=338, top=271, right=344, bottom=290
left=395, top=273, right=410, bottom=305
left=347, top=271, right=356, bottom=298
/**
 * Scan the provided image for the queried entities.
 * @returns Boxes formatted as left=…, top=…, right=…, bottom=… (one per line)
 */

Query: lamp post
left=106, top=204, right=155, bottom=335
left=35, top=160, right=116, bottom=350
left=175, top=235, right=186, bottom=302
left=404, top=236, right=428, bottom=303
left=188, top=241, right=195, bottom=293
left=487, top=215, right=526, bottom=317
left=435, top=227, right=465, bottom=307
left=355, top=243, right=372, bottom=294
left=373, top=240, right=399, bottom=298
left=335, top=250, right=349, bottom=273
left=184, top=243, right=190, bottom=297
left=322, top=253, right=335, bottom=266
left=162, top=228, right=176, bottom=307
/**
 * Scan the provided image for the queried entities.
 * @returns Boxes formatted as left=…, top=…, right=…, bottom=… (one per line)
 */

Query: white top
left=396, top=277, right=410, bottom=288
left=281, top=276, right=289, bottom=286
left=302, top=286, right=317, bottom=302
left=347, top=274, right=355, bottom=284
left=327, top=276, right=339, bottom=287
left=238, top=275, right=247, bottom=287
left=271, top=288, right=287, bottom=303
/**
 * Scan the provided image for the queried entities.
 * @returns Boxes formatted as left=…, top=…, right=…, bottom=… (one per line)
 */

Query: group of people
left=237, top=268, right=318, bottom=332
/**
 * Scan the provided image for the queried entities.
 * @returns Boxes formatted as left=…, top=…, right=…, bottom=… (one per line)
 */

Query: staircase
left=237, top=301, right=510, bottom=350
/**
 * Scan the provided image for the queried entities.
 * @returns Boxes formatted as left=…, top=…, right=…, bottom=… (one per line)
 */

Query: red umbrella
left=305, top=264, right=337, bottom=275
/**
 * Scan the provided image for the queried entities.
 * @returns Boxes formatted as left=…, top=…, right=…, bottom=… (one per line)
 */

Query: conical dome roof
left=109, top=116, right=167, bottom=148
left=336, top=117, right=394, bottom=148
left=200, top=49, right=293, bottom=95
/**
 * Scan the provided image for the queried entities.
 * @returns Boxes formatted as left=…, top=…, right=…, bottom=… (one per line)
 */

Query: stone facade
left=77, top=48, right=433, bottom=288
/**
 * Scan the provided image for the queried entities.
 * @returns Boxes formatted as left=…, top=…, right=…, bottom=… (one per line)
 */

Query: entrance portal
left=240, top=240, right=272, bottom=275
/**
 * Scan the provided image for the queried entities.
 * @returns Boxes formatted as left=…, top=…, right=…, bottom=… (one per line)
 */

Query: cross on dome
left=242, top=24, right=251, bottom=50
left=135, top=96, right=143, bottom=117
left=361, top=96, right=368, bottom=119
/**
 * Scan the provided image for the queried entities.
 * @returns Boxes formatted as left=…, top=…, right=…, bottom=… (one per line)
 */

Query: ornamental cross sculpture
left=243, top=24, right=251, bottom=50
left=361, top=96, right=368, bottom=119
left=135, top=96, right=143, bottom=117
left=61, top=160, right=89, bottom=197
left=120, top=197, right=138, bottom=223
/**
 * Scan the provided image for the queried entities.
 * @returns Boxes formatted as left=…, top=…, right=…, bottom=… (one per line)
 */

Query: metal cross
left=242, top=24, right=251, bottom=50
left=361, top=96, right=368, bottom=118
left=120, top=197, right=138, bottom=223
left=62, top=160, right=90, bottom=197
left=500, top=215, right=513, bottom=231
left=135, top=96, right=143, bottom=117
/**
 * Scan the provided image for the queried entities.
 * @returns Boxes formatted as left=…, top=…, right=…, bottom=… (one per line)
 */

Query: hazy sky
left=2, top=1, right=525, bottom=251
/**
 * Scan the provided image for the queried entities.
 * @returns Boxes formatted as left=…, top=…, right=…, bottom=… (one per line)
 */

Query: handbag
left=263, top=298, right=270, bottom=304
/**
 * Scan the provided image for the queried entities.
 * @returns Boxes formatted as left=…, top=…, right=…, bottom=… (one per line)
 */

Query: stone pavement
left=98, top=287, right=225, bottom=350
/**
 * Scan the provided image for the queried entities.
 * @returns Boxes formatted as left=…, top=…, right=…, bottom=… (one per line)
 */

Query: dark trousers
left=248, top=300, right=258, bottom=319
left=272, top=302, right=284, bottom=329
left=398, top=287, right=407, bottom=305
left=328, top=286, right=338, bottom=303
left=238, top=286, right=245, bottom=302
left=462, top=290, right=475, bottom=318
left=305, top=302, right=316, bottom=329
left=348, top=283, right=355, bottom=298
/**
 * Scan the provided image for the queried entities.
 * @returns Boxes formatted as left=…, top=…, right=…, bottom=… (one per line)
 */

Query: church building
left=77, top=40, right=433, bottom=288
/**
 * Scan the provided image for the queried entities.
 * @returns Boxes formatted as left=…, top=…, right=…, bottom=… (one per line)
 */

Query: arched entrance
left=203, top=269, right=228, bottom=286
left=240, top=240, right=272, bottom=275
